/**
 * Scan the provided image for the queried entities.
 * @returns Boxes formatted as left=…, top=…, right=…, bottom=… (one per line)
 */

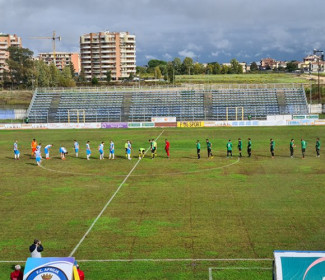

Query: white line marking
left=76, top=258, right=273, bottom=262
left=0, top=258, right=273, bottom=263
left=40, top=157, right=240, bottom=177
left=68, top=130, right=165, bottom=257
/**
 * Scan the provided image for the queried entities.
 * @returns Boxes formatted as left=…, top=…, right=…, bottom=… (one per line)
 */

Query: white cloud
left=186, top=43, right=202, bottom=51
left=178, top=49, right=196, bottom=58
left=214, top=39, right=231, bottom=49
left=211, top=51, right=219, bottom=57
left=145, top=55, right=157, bottom=60
left=164, top=53, right=172, bottom=60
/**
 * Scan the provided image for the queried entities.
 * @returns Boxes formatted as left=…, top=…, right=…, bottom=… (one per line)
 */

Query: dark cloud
left=0, top=0, right=324, bottom=65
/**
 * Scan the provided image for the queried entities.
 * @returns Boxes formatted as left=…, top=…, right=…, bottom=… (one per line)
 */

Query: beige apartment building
left=38, top=52, right=81, bottom=74
left=80, top=31, right=136, bottom=81
left=0, top=33, right=22, bottom=80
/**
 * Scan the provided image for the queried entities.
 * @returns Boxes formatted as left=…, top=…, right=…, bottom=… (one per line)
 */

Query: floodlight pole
left=313, top=49, right=323, bottom=104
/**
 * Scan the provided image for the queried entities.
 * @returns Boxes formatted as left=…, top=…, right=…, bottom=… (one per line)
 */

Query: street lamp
left=313, top=49, right=324, bottom=103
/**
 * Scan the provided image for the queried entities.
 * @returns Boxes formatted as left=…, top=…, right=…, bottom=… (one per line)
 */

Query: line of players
left=200, top=138, right=321, bottom=159
left=13, top=137, right=320, bottom=166
left=13, top=138, right=171, bottom=166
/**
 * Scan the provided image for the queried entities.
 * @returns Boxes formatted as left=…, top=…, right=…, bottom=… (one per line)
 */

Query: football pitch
left=0, top=126, right=324, bottom=279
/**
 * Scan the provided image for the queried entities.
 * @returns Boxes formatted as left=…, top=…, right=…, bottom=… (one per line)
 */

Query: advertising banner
left=231, top=120, right=260, bottom=127
left=151, top=117, right=177, bottom=123
left=154, top=122, right=177, bottom=127
left=3, top=123, right=22, bottom=129
left=128, top=122, right=155, bottom=128
left=293, top=115, right=319, bottom=120
left=22, top=124, right=49, bottom=129
left=101, top=122, right=128, bottom=129
left=141, top=122, right=155, bottom=128
left=23, top=257, right=75, bottom=280
left=47, top=123, right=101, bottom=129
left=314, top=120, right=325, bottom=126
left=177, top=121, right=204, bottom=128
left=128, top=122, right=141, bottom=128
left=287, top=119, right=315, bottom=126
left=274, top=251, right=325, bottom=280
left=204, top=121, right=232, bottom=127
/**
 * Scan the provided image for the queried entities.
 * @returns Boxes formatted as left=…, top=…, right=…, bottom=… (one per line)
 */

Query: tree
left=212, top=63, right=221, bottom=74
left=59, top=66, right=76, bottom=87
left=148, top=59, right=167, bottom=69
left=91, top=77, right=99, bottom=85
left=136, top=66, right=147, bottom=75
left=230, top=58, right=243, bottom=74
left=154, top=66, right=162, bottom=79
left=35, top=60, right=50, bottom=88
left=221, top=64, right=230, bottom=74
left=69, top=62, right=75, bottom=79
left=106, top=70, right=112, bottom=83
left=166, top=62, right=175, bottom=83
left=206, top=64, right=213, bottom=75
left=286, top=61, right=298, bottom=72
left=128, top=72, right=134, bottom=81
left=49, top=63, right=60, bottom=87
left=78, top=69, right=86, bottom=82
left=172, top=57, right=182, bottom=74
left=250, top=62, right=258, bottom=72
left=5, top=46, right=34, bottom=86
left=193, top=63, right=205, bottom=75
left=182, top=57, right=194, bottom=75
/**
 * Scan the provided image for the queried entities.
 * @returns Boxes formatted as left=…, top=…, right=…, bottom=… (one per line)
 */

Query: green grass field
left=175, top=73, right=308, bottom=84
left=1, top=127, right=325, bottom=279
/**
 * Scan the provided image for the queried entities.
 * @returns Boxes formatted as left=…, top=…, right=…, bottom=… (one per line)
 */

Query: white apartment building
left=0, top=33, right=22, bottom=80
left=80, top=31, right=136, bottom=81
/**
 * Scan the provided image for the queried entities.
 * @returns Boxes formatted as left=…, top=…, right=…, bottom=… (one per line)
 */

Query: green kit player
left=226, top=140, right=233, bottom=157
left=316, top=138, right=321, bottom=157
left=206, top=139, right=213, bottom=158
left=247, top=138, right=252, bottom=157
left=238, top=138, right=242, bottom=157
left=301, top=138, right=307, bottom=159
left=290, top=139, right=295, bottom=158
left=150, top=138, right=157, bottom=159
left=270, top=138, right=275, bottom=158
left=196, top=140, right=201, bottom=159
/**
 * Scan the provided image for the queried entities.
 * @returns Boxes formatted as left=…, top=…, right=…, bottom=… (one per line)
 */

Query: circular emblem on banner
left=26, top=266, right=68, bottom=280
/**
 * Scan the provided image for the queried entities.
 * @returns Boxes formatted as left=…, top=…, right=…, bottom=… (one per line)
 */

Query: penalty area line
left=68, top=130, right=165, bottom=257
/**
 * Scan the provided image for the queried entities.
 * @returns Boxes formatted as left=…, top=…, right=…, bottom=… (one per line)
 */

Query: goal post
left=226, top=107, right=244, bottom=121
left=67, top=109, right=86, bottom=124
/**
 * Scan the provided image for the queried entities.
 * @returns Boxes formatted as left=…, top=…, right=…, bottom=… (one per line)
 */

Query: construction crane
left=30, top=31, right=61, bottom=65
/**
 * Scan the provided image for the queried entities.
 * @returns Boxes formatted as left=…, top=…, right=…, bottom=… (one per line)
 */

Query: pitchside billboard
left=23, top=257, right=75, bottom=280
left=274, top=251, right=325, bottom=280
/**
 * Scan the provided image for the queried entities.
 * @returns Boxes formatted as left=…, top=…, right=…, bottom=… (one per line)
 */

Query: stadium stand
left=27, top=85, right=308, bottom=123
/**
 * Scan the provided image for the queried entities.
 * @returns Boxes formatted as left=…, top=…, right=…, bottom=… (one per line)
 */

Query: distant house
left=300, top=54, right=325, bottom=73
left=260, top=58, right=277, bottom=70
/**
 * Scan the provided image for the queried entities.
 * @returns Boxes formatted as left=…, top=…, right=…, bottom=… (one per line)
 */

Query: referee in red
left=165, top=139, right=170, bottom=158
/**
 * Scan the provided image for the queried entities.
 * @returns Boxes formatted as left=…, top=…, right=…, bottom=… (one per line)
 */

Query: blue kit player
left=98, top=141, right=105, bottom=160
left=60, top=146, right=68, bottom=160
left=35, top=149, right=42, bottom=166
left=74, top=140, right=79, bottom=157
left=44, top=144, right=53, bottom=159
left=86, top=141, right=91, bottom=160
left=13, top=140, right=20, bottom=160
left=109, top=140, right=115, bottom=160
left=127, top=140, right=132, bottom=160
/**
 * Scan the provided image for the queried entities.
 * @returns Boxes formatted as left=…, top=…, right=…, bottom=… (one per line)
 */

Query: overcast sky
left=0, top=0, right=324, bottom=65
